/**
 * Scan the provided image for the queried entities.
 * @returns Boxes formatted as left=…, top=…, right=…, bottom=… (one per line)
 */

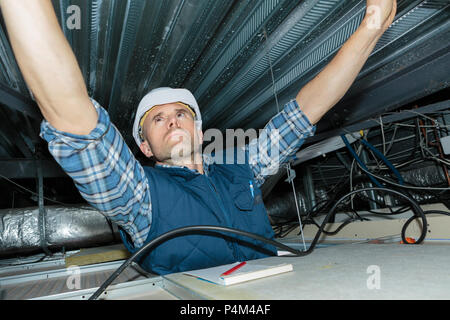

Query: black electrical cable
left=306, top=216, right=356, bottom=236
left=280, top=173, right=426, bottom=237
left=88, top=187, right=426, bottom=300
left=366, top=205, right=410, bottom=216
left=421, top=210, right=450, bottom=217
left=88, top=225, right=307, bottom=300
left=276, top=222, right=299, bottom=238
left=402, top=209, right=449, bottom=241
left=308, top=189, right=427, bottom=239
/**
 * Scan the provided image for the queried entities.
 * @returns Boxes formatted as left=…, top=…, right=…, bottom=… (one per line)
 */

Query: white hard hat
left=132, top=87, right=202, bottom=147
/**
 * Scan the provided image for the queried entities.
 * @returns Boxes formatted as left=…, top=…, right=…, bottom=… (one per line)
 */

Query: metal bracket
left=36, top=155, right=52, bottom=256
left=284, top=165, right=296, bottom=183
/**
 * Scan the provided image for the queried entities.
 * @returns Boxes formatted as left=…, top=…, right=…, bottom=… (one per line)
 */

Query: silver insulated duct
left=0, top=205, right=120, bottom=258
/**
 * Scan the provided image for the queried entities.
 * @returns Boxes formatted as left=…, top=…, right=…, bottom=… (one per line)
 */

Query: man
left=1, top=0, right=396, bottom=275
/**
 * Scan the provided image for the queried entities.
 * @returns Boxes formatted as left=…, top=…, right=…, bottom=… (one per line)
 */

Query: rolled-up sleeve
left=247, top=99, right=316, bottom=186
left=40, top=99, right=152, bottom=247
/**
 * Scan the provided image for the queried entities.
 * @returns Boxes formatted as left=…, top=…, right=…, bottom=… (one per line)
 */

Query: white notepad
left=184, top=262, right=293, bottom=286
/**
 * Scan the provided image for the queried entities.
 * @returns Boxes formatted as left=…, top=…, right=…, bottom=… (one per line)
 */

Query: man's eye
left=155, top=117, right=163, bottom=122
left=177, top=112, right=185, bottom=118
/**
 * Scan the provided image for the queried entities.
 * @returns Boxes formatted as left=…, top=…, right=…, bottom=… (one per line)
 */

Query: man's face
left=139, top=103, right=202, bottom=163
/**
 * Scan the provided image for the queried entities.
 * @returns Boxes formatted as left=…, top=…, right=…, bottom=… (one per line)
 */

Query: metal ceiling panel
left=212, top=0, right=450, bottom=131
left=0, top=0, right=449, bottom=164
left=200, top=0, right=345, bottom=124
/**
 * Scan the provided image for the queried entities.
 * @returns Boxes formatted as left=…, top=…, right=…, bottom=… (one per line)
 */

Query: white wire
left=389, top=123, right=450, bottom=128
left=416, top=123, right=450, bottom=166
left=371, top=133, right=416, bottom=148
left=264, top=27, right=306, bottom=250
left=421, top=146, right=450, bottom=166
left=367, top=158, right=422, bottom=170
left=380, top=116, right=386, bottom=155
left=350, top=157, right=355, bottom=209
left=355, top=162, right=450, bottom=191
left=0, top=173, right=99, bottom=210
left=353, top=120, right=450, bottom=190
left=404, top=110, right=441, bottom=124
left=286, top=164, right=307, bottom=250
left=371, top=112, right=450, bottom=128
left=350, top=143, right=364, bottom=209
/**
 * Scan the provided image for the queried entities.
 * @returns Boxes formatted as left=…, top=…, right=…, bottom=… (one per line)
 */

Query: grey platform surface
left=0, top=259, right=149, bottom=300
left=163, top=243, right=450, bottom=300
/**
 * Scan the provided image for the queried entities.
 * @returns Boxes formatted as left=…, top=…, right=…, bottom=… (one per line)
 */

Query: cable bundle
left=89, top=187, right=427, bottom=300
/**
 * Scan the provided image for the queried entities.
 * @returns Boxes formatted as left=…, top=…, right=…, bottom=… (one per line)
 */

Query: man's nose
left=167, top=114, right=180, bottom=128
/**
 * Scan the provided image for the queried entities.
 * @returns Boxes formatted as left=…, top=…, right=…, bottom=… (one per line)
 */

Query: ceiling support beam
left=0, top=82, right=40, bottom=119
left=0, top=159, right=67, bottom=179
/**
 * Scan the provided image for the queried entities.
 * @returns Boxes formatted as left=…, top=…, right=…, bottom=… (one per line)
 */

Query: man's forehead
left=148, top=102, right=186, bottom=114
left=149, top=102, right=195, bottom=116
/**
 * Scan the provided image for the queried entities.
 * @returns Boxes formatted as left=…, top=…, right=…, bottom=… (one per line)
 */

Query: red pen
left=220, top=261, right=246, bottom=277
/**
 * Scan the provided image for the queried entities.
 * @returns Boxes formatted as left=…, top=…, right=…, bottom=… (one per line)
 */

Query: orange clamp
left=400, top=237, right=416, bottom=244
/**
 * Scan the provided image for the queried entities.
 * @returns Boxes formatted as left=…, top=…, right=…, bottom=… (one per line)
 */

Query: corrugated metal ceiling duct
left=0, top=206, right=119, bottom=258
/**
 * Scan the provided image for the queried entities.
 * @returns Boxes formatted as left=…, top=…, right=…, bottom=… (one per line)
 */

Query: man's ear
left=139, top=140, right=154, bottom=158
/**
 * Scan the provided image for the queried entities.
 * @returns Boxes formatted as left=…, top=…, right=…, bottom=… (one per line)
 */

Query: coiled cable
left=89, top=187, right=426, bottom=300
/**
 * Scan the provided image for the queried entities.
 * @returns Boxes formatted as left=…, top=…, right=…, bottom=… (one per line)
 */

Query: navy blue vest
left=119, top=155, right=277, bottom=275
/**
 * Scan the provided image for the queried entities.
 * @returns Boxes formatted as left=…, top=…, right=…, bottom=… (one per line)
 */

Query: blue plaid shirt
left=40, top=99, right=315, bottom=247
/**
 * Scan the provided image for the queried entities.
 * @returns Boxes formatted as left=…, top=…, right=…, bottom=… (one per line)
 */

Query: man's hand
left=364, top=0, right=397, bottom=32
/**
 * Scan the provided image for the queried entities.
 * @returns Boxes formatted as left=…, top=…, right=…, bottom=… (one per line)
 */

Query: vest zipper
left=206, top=177, right=241, bottom=261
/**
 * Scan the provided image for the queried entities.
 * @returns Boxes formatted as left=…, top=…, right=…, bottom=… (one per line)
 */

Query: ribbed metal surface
left=1, top=262, right=146, bottom=300
left=373, top=0, right=450, bottom=54
left=216, top=1, right=367, bottom=129
left=107, top=0, right=147, bottom=117
left=201, top=0, right=344, bottom=123
left=214, top=0, right=450, bottom=130
left=106, top=0, right=235, bottom=134
left=0, top=27, right=27, bottom=96
left=87, top=0, right=102, bottom=94
left=194, top=0, right=281, bottom=99
left=0, top=0, right=448, bottom=162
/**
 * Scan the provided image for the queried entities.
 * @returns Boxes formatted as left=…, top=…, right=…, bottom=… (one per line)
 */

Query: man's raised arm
left=1, top=0, right=153, bottom=248
left=296, top=0, right=397, bottom=124
left=0, top=0, right=97, bottom=134
left=247, top=1, right=397, bottom=185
